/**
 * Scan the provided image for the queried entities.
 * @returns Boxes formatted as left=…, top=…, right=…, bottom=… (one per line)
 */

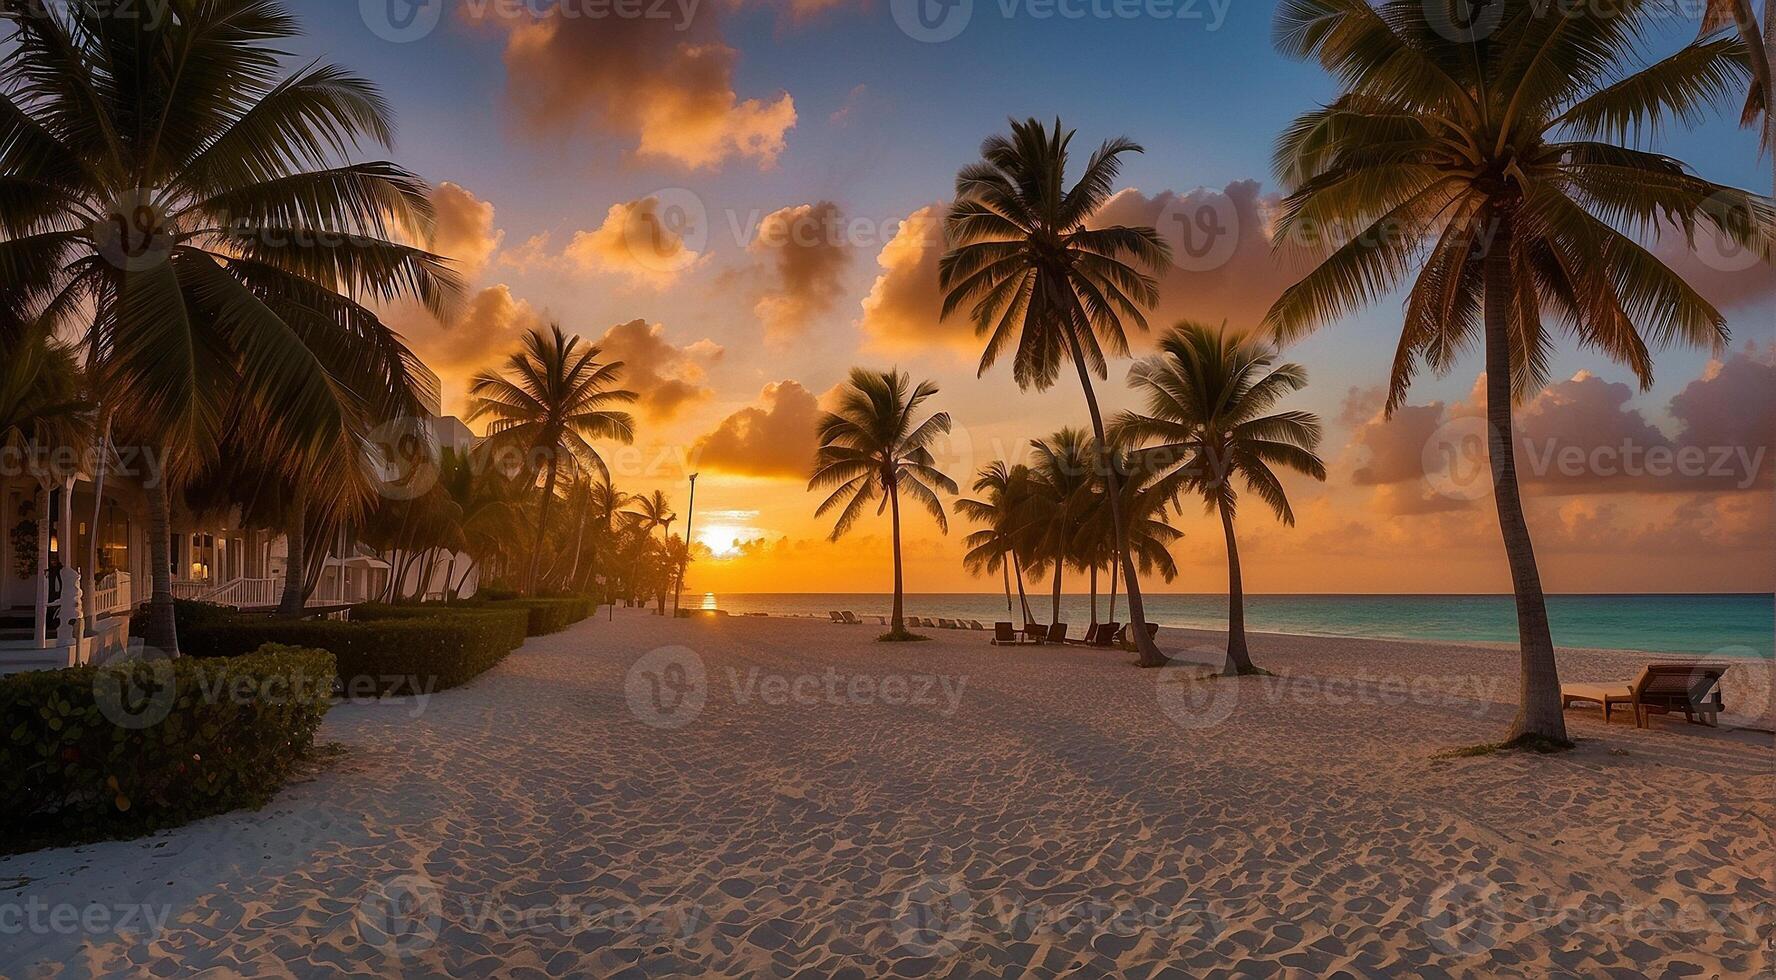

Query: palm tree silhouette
left=0, top=1, right=458, bottom=652
left=1027, top=428, right=1097, bottom=623
left=1114, top=323, right=1324, bottom=675
left=957, top=460, right=1038, bottom=622
left=469, top=324, right=636, bottom=595
left=810, top=368, right=957, bottom=638
left=1266, top=0, right=1773, bottom=741
left=940, top=117, right=1174, bottom=666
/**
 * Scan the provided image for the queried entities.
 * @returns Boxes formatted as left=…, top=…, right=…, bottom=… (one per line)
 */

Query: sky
left=293, top=0, right=1771, bottom=594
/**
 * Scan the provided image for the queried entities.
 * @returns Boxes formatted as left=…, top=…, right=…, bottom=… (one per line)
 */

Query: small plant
left=878, top=630, right=930, bottom=643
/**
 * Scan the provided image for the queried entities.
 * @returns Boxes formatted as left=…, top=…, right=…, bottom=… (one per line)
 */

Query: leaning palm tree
left=1113, top=323, right=1325, bottom=675
left=0, top=0, right=458, bottom=653
left=627, top=490, right=676, bottom=543
left=957, top=460, right=1038, bottom=622
left=809, top=368, right=957, bottom=639
left=1266, top=0, right=1774, bottom=740
left=468, top=324, right=636, bottom=594
left=1701, top=1, right=1771, bottom=191
left=940, top=117, right=1174, bottom=666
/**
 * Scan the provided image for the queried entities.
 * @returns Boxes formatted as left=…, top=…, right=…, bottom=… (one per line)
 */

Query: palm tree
left=1701, top=1, right=1772, bottom=192
left=1266, top=0, right=1774, bottom=740
left=957, top=460, right=1038, bottom=622
left=628, top=490, right=676, bottom=543
left=1075, top=448, right=1183, bottom=628
left=1113, top=323, right=1325, bottom=675
left=468, top=323, right=636, bottom=595
left=1, top=0, right=458, bottom=653
left=940, top=117, right=1174, bottom=666
left=809, top=368, right=957, bottom=638
left=1026, top=429, right=1097, bottom=623
left=581, top=481, right=629, bottom=600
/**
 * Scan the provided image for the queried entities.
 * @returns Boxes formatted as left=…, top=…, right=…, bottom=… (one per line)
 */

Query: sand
left=3, top=607, right=1771, bottom=977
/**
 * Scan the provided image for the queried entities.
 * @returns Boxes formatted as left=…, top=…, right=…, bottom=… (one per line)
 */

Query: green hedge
left=485, top=597, right=594, bottom=635
left=183, top=608, right=527, bottom=697
left=0, top=644, right=334, bottom=852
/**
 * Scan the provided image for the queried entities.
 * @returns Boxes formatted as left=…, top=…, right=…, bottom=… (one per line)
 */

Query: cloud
left=592, top=318, right=724, bottom=420
left=858, top=203, right=979, bottom=354
left=494, top=9, right=795, bottom=169
left=390, top=284, right=545, bottom=417
left=748, top=202, right=850, bottom=339
left=1651, top=222, right=1776, bottom=314
left=429, top=182, right=502, bottom=281
left=1669, top=342, right=1776, bottom=457
left=561, top=197, right=704, bottom=287
left=691, top=380, right=821, bottom=478
left=1092, top=180, right=1307, bottom=338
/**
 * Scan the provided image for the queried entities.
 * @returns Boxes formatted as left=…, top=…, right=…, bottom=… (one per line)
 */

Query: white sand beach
left=3, top=608, right=1771, bottom=977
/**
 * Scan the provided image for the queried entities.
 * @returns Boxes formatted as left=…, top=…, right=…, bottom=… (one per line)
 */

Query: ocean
left=692, top=592, right=1774, bottom=658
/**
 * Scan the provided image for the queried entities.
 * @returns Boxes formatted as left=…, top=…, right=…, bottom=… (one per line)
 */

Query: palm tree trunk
left=277, top=492, right=306, bottom=615
left=566, top=490, right=589, bottom=594
left=1001, top=560, right=1013, bottom=615
left=1089, top=565, right=1098, bottom=627
left=1108, top=558, right=1120, bottom=624
left=1060, top=328, right=1164, bottom=666
left=1484, top=217, right=1568, bottom=745
left=1050, top=564, right=1063, bottom=622
left=83, top=412, right=111, bottom=636
left=888, top=476, right=906, bottom=634
left=1011, top=548, right=1032, bottom=623
left=1219, top=498, right=1257, bottom=675
left=528, top=457, right=559, bottom=595
left=142, top=470, right=179, bottom=657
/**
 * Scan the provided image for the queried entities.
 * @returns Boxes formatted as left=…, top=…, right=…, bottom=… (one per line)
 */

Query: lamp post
left=673, top=473, right=697, bottom=617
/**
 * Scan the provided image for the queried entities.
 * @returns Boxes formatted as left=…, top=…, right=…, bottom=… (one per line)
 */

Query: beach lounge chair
left=936, top=618, right=955, bottom=629
left=829, top=611, right=845, bottom=623
left=1046, top=623, right=1069, bottom=644
left=841, top=611, right=863, bottom=625
left=1066, top=623, right=1109, bottom=646
left=1561, top=662, right=1732, bottom=728
left=1094, top=622, right=1122, bottom=647
left=991, top=622, right=1018, bottom=645
left=967, top=620, right=986, bottom=631
left=1022, top=623, right=1047, bottom=645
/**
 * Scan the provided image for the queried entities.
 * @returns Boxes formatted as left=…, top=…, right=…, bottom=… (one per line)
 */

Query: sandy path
left=2, top=608, right=1771, bottom=977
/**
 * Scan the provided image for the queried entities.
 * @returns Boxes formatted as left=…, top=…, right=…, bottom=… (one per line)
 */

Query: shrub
left=0, top=644, right=334, bottom=852
left=127, top=598, right=239, bottom=639
left=183, top=608, right=528, bottom=697
left=484, top=597, right=594, bottom=636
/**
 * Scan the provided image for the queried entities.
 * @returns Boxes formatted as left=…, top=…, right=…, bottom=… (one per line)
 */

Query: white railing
left=171, top=580, right=210, bottom=600
left=202, top=576, right=282, bottom=608
left=92, top=571, right=132, bottom=615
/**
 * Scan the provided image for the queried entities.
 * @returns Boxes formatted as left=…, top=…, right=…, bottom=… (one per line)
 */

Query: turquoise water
left=701, top=593, right=1774, bottom=658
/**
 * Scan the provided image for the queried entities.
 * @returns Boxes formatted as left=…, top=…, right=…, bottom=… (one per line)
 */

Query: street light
left=673, top=473, right=698, bottom=617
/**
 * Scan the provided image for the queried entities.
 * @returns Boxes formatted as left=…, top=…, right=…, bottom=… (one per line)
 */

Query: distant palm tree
left=0, top=1, right=457, bottom=653
left=628, top=490, right=676, bottom=543
left=469, top=324, right=636, bottom=594
left=1027, top=429, right=1097, bottom=622
left=1114, top=323, right=1324, bottom=675
left=940, top=117, right=1174, bottom=666
left=1077, top=448, right=1182, bottom=628
left=1267, top=0, right=1773, bottom=741
left=809, top=368, right=957, bottom=637
left=957, top=460, right=1038, bottom=621
left=581, top=481, right=629, bottom=599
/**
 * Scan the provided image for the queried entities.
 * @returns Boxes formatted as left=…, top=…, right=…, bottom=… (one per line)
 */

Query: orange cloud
left=748, top=202, right=850, bottom=339
left=562, top=197, right=704, bottom=287
left=859, top=203, right=979, bottom=354
left=496, top=9, right=795, bottom=169
left=691, top=380, right=821, bottom=478
left=593, top=318, right=724, bottom=421
left=393, top=284, right=545, bottom=418
left=429, top=182, right=502, bottom=282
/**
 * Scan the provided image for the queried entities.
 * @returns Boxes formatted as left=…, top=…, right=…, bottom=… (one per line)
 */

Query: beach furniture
left=1046, top=623, right=1069, bottom=644
left=991, top=622, right=1018, bottom=645
left=936, top=618, right=953, bottom=629
left=829, top=611, right=845, bottom=623
left=1068, top=623, right=1112, bottom=646
left=1117, top=622, right=1160, bottom=643
left=1561, top=663, right=1732, bottom=728
left=1022, top=623, right=1047, bottom=645
left=1093, top=623, right=1122, bottom=647
left=967, top=620, right=986, bottom=631
left=841, top=611, right=864, bottom=625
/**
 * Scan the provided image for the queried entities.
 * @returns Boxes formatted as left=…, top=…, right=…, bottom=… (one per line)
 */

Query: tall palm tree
left=468, top=323, right=636, bottom=595
left=1026, top=428, right=1097, bottom=622
left=809, top=368, right=957, bottom=638
left=940, top=117, right=1174, bottom=666
left=1266, top=0, right=1774, bottom=740
left=1701, top=0, right=1772, bottom=192
left=0, top=0, right=458, bottom=653
left=957, top=460, right=1038, bottom=621
left=1075, top=448, right=1183, bottom=628
left=1113, top=323, right=1325, bottom=675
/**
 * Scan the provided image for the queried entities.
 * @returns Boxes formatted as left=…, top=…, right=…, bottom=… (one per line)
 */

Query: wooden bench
left=1561, top=662, right=1732, bottom=729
